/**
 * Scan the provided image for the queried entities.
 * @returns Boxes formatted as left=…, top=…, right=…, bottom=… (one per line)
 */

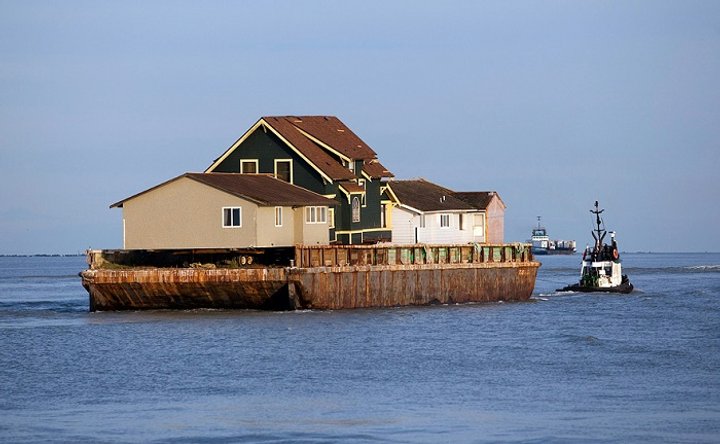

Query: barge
left=80, top=243, right=540, bottom=311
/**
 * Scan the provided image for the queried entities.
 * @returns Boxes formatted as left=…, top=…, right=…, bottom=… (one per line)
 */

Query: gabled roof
left=262, top=117, right=356, bottom=181
left=283, top=116, right=376, bottom=159
left=362, top=159, right=394, bottom=179
left=111, top=173, right=337, bottom=208
left=387, top=179, right=477, bottom=213
left=205, top=116, right=394, bottom=181
left=452, top=191, right=506, bottom=210
left=338, top=181, right=365, bottom=194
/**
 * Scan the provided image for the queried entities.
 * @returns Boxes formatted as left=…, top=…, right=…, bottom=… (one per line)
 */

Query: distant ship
left=557, top=201, right=633, bottom=294
left=529, top=217, right=576, bottom=255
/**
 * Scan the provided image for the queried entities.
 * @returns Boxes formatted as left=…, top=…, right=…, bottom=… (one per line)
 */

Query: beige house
left=111, top=173, right=336, bottom=250
left=384, top=179, right=506, bottom=245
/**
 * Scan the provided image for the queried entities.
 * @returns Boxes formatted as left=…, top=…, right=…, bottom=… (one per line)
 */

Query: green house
left=205, top=116, right=394, bottom=244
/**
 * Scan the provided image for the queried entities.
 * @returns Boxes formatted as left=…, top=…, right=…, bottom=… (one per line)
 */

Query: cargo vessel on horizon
left=529, top=217, right=576, bottom=255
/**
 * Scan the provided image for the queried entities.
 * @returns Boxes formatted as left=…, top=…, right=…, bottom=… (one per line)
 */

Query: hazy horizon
left=2, top=1, right=718, bottom=254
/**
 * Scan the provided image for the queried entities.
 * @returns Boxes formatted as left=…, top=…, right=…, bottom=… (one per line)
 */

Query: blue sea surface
left=1, top=254, right=719, bottom=443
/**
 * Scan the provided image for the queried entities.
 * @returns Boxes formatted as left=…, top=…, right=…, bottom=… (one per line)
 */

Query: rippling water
left=1, top=254, right=719, bottom=443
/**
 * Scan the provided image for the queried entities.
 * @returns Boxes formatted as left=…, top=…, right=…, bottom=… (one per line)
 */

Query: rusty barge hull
left=81, top=263, right=539, bottom=311
left=80, top=244, right=539, bottom=311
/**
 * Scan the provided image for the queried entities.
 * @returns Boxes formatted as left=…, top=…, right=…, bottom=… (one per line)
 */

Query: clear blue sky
left=1, top=1, right=718, bottom=254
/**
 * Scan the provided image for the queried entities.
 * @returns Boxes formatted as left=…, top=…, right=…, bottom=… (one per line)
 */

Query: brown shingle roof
left=279, top=116, right=377, bottom=159
left=263, top=116, right=393, bottom=180
left=451, top=192, right=502, bottom=210
left=338, top=181, right=365, bottom=194
left=263, top=117, right=355, bottom=181
left=362, top=159, right=394, bottom=178
left=111, top=173, right=337, bottom=208
left=388, top=179, right=477, bottom=212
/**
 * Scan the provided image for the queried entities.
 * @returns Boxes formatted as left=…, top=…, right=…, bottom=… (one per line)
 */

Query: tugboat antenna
left=590, top=201, right=606, bottom=250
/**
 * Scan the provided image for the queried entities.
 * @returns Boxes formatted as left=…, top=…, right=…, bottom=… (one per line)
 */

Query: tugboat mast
left=590, top=200, right=606, bottom=251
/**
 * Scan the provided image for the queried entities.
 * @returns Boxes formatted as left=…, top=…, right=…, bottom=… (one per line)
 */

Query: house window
left=222, top=207, right=242, bottom=227
left=275, top=207, right=282, bottom=227
left=459, top=214, right=465, bottom=230
left=328, top=208, right=335, bottom=229
left=473, top=213, right=485, bottom=237
left=347, top=159, right=355, bottom=173
left=419, top=214, right=426, bottom=228
left=305, top=206, right=327, bottom=224
left=358, top=179, right=367, bottom=206
left=440, top=214, right=450, bottom=228
left=380, top=204, right=386, bottom=228
left=274, top=159, right=292, bottom=183
left=352, top=196, right=360, bottom=223
left=240, top=159, right=258, bottom=174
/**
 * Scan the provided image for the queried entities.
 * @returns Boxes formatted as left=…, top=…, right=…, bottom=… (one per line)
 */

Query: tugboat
left=558, top=201, right=633, bottom=293
left=530, top=216, right=576, bottom=255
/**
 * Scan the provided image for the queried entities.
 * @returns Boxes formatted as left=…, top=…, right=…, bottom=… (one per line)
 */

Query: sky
left=1, top=1, right=718, bottom=254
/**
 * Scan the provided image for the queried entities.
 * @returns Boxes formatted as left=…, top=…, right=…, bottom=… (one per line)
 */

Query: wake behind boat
left=558, top=201, right=633, bottom=294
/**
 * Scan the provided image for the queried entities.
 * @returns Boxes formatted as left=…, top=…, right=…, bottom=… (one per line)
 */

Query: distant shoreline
left=1, top=252, right=719, bottom=257
left=0, top=254, right=85, bottom=258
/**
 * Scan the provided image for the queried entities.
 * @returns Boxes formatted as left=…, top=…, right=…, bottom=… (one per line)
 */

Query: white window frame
left=222, top=207, right=242, bottom=228
left=274, top=206, right=283, bottom=227
left=440, top=213, right=450, bottom=229
left=274, top=159, right=293, bottom=184
left=347, top=159, right=355, bottom=173
left=473, top=213, right=486, bottom=237
left=352, top=196, right=360, bottom=223
left=328, top=208, right=335, bottom=229
left=305, top=206, right=327, bottom=224
left=358, top=178, right=367, bottom=206
left=240, top=159, right=259, bottom=174
left=419, top=214, right=426, bottom=228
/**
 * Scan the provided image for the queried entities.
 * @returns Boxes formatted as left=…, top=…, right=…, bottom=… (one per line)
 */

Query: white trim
left=205, top=119, right=264, bottom=172
left=293, top=127, right=352, bottom=162
left=205, top=119, right=334, bottom=184
left=382, top=185, right=401, bottom=204
left=358, top=178, right=367, bottom=207
left=222, top=207, right=242, bottom=228
left=274, top=206, right=283, bottom=227
left=328, top=207, right=335, bottom=229
left=352, top=196, right=361, bottom=223
left=240, top=159, right=259, bottom=174
left=334, top=228, right=392, bottom=235
left=305, top=206, right=327, bottom=224
left=274, top=158, right=293, bottom=184
left=361, top=170, right=373, bottom=181
left=337, top=185, right=351, bottom=204
left=439, top=213, right=450, bottom=229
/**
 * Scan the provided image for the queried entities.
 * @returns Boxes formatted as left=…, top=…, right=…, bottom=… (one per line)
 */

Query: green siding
left=213, top=129, right=326, bottom=195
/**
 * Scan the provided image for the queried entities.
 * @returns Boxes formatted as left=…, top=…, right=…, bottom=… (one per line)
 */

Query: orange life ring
left=612, top=249, right=619, bottom=260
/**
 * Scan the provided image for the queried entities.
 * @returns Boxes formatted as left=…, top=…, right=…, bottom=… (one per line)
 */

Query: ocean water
left=0, top=253, right=719, bottom=443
